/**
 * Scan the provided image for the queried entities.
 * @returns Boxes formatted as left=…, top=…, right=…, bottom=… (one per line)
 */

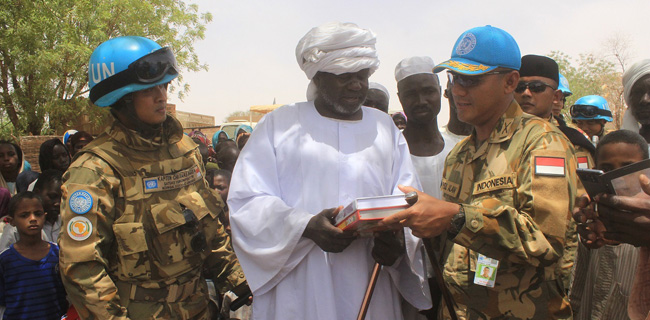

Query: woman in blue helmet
left=571, top=95, right=613, bottom=142
left=58, top=36, right=248, bottom=319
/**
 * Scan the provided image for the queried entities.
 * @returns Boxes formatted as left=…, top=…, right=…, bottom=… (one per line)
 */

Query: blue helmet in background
left=570, top=95, right=613, bottom=122
left=63, top=129, right=78, bottom=145
left=88, top=36, right=179, bottom=107
left=558, top=73, right=572, bottom=96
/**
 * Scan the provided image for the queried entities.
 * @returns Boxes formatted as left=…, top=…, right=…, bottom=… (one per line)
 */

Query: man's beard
left=320, top=90, right=362, bottom=116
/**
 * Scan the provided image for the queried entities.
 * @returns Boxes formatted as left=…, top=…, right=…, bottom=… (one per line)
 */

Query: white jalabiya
left=229, top=103, right=431, bottom=320
left=410, top=132, right=458, bottom=199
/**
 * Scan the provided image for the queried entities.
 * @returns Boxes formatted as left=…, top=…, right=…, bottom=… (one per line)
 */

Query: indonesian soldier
left=383, top=25, right=577, bottom=319
left=58, top=36, right=248, bottom=319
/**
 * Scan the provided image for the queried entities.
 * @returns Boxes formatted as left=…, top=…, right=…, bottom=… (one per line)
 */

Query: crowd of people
left=0, top=21, right=650, bottom=320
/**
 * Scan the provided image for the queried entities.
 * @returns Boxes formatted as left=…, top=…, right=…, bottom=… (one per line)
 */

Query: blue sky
left=169, top=0, right=649, bottom=125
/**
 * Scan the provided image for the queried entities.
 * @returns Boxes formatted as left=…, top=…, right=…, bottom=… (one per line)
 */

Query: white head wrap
left=623, top=59, right=650, bottom=107
left=369, top=82, right=389, bottom=100
left=296, top=22, right=380, bottom=101
left=394, top=56, right=436, bottom=83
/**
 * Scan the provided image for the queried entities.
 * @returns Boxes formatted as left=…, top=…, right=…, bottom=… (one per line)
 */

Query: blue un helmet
left=558, top=73, right=572, bottom=97
left=570, top=95, right=613, bottom=122
left=88, top=36, right=179, bottom=107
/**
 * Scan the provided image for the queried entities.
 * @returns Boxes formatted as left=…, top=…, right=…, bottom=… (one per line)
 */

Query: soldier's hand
left=381, top=185, right=460, bottom=238
left=371, top=230, right=404, bottom=266
left=303, top=207, right=357, bottom=252
left=573, top=194, right=607, bottom=249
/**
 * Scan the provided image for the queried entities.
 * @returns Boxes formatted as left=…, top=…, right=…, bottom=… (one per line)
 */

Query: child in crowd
left=0, top=191, right=67, bottom=319
left=0, top=141, right=25, bottom=196
left=570, top=129, right=648, bottom=320
left=0, top=170, right=63, bottom=251
left=206, top=169, right=232, bottom=233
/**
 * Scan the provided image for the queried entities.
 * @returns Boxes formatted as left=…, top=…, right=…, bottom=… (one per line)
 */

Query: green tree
left=0, top=0, right=212, bottom=136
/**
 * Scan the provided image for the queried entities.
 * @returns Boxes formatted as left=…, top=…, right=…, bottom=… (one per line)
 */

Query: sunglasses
left=515, top=81, right=556, bottom=94
left=447, top=70, right=511, bottom=88
left=90, top=47, right=179, bottom=103
left=570, top=104, right=613, bottom=119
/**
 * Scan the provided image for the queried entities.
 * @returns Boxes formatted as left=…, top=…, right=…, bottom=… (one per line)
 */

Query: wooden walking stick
left=356, top=262, right=382, bottom=320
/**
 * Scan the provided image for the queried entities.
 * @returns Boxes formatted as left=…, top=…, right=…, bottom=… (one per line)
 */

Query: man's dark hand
left=302, top=207, right=356, bottom=252
left=572, top=194, right=607, bottom=249
left=372, top=230, right=404, bottom=266
left=596, top=192, right=650, bottom=247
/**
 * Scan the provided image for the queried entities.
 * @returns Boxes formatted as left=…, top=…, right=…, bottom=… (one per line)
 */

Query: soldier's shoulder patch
left=67, top=216, right=93, bottom=241
left=534, top=156, right=565, bottom=177
left=577, top=156, right=589, bottom=169
left=69, top=189, right=93, bottom=214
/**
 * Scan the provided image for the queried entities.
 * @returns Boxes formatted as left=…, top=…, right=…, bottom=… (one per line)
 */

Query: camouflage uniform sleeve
left=204, top=218, right=247, bottom=294
left=58, top=154, right=129, bottom=320
left=452, top=131, right=578, bottom=268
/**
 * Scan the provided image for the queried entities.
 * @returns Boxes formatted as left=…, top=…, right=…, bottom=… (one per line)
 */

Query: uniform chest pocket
left=148, top=202, right=198, bottom=266
left=113, top=223, right=151, bottom=280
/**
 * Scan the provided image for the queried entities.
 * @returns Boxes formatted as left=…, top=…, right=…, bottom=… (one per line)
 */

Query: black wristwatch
left=448, top=205, right=466, bottom=238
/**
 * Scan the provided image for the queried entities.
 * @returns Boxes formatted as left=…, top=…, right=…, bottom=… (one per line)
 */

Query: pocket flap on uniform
left=149, top=202, right=186, bottom=234
left=178, top=192, right=211, bottom=220
left=113, top=223, right=148, bottom=255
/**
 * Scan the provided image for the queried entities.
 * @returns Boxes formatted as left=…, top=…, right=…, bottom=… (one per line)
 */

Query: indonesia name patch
left=535, top=157, right=565, bottom=177
left=577, top=156, right=589, bottom=169
left=67, top=216, right=92, bottom=241
left=69, top=190, right=93, bottom=214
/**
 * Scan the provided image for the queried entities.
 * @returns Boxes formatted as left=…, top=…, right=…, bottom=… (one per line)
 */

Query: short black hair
left=596, top=130, right=649, bottom=162
left=205, top=169, right=232, bottom=188
left=69, top=131, right=93, bottom=148
left=33, top=170, right=63, bottom=192
left=7, top=191, right=42, bottom=217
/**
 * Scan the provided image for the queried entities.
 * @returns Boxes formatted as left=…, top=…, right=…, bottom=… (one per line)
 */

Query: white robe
left=410, top=131, right=457, bottom=199
left=229, top=103, right=431, bottom=320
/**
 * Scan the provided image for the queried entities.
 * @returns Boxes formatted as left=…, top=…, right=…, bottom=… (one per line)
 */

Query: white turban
left=369, top=82, right=389, bottom=99
left=621, top=59, right=650, bottom=130
left=296, top=22, right=380, bottom=101
left=394, top=56, right=436, bottom=83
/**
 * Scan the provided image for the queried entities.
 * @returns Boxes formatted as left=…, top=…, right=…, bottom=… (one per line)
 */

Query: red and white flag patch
left=535, top=157, right=565, bottom=176
left=577, top=156, right=589, bottom=169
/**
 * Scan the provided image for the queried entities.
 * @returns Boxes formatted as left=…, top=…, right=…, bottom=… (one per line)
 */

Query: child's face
left=38, top=180, right=62, bottom=221
left=10, top=198, right=46, bottom=237
left=213, top=175, right=230, bottom=201
left=0, top=143, right=19, bottom=177
left=597, top=142, right=645, bottom=172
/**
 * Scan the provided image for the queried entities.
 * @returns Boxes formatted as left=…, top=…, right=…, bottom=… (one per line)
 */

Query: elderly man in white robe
left=228, top=22, right=431, bottom=320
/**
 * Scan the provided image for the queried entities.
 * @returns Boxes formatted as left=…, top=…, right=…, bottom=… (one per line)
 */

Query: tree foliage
left=0, top=0, right=212, bottom=136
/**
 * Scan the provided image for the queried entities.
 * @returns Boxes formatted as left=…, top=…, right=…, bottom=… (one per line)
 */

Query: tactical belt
left=117, top=276, right=202, bottom=303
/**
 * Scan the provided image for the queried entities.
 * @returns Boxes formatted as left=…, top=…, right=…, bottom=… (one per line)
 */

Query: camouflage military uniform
left=549, top=115, right=593, bottom=292
left=59, top=115, right=246, bottom=320
left=438, top=101, right=577, bottom=319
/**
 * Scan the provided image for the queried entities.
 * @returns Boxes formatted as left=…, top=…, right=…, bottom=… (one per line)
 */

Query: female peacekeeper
left=58, top=36, right=249, bottom=319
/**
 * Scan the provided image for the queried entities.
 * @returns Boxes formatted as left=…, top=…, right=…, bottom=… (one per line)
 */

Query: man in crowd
left=383, top=25, right=577, bottom=319
left=228, top=22, right=430, bottom=320
left=364, top=82, right=390, bottom=113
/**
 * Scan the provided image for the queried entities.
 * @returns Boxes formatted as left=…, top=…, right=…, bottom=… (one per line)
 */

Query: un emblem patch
left=145, top=179, right=159, bottom=190
left=456, top=32, right=477, bottom=56
left=69, top=190, right=93, bottom=214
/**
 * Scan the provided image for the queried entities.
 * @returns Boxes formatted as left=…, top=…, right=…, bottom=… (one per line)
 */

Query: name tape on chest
left=534, top=156, right=565, bottom=177
left=144, top=165, right=203, bottom=193
left=441, top=178, right=460, bottom=198
left=577, top=156, right=589, bottom=169
left=472, top=174, right=516, bottom=195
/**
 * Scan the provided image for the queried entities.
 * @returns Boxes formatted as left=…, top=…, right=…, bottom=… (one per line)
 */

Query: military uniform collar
left=108, top=114, right=185, bottom=151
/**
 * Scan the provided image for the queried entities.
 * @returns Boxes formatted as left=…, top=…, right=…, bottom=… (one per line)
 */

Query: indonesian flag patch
left=577, top=156, right=589, bottom=169
left=534, top=157, right=565, bottom=176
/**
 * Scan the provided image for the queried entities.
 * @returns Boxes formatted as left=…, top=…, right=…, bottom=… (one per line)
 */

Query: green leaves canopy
left=0, top=0, right=212, bottom=136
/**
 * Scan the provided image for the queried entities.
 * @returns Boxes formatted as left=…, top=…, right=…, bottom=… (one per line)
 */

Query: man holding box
left=383, top=25, right=577, bottom=319
left=228, top=22, right=430, bottom=320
